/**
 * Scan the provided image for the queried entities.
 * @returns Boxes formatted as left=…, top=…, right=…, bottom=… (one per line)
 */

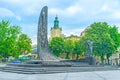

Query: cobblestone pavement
left=0, top=70, right=120, bottom=80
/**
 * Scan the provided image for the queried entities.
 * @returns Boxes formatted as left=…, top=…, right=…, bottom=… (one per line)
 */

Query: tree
left=109, top=26, right=120, bottom=50
left=106, top=26, right=120, bottom=64
left=72, top=41, right=82, bottom=59
left=64, top=39, right=74, bottom=59
left=17, top=34, right=32, bottom=55
left=81, top=22, right=116, bottom=63
left=0, top=20, right=21, bottom=58
left=7, top=25, right=21, bottom=58
left=49, top=37, right=64, bottom=57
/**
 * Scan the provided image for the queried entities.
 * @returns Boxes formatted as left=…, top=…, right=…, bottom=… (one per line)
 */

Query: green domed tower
left=53, top=16, right=59, bottom=29
left=50, top=16, right=63, bottom=40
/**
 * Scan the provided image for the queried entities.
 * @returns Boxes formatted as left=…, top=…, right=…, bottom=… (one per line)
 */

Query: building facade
left=65, top=35, right=80, bottom=41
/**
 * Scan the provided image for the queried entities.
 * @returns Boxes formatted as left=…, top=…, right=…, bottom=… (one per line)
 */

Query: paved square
left=0, top=70, right=120, bottom=80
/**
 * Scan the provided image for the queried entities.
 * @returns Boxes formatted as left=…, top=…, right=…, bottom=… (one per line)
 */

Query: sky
left=0, top=0, right=120, bottom=45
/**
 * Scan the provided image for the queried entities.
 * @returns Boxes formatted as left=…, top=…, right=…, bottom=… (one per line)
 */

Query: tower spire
left=53, top=15, right=59, bottom=29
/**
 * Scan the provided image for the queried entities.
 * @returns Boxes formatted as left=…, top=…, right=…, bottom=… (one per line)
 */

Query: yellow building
left=65, top=35, right=80, bottom=41
left=50, top=16, right=63, bottom=40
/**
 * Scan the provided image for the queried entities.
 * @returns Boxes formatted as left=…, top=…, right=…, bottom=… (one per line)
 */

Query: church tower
left=50, top=16, right=62, bottom=40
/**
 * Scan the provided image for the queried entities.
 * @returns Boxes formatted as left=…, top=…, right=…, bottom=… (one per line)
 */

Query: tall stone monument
left=37, top=6, right=59, bottom=61
left=37, top=6, right=48, bottom=60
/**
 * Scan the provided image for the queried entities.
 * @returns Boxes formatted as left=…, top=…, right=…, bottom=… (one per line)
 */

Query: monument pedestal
left=88, top=57, right=95, bottom=65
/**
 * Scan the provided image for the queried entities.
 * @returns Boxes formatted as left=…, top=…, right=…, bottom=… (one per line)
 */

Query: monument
left=87, top=40, right=95, bottom=65
left=37, top=6, right=48, bottom=60
left=37, top=6, right=59, bottom=61
left=87, top=40, right=93, bottom=57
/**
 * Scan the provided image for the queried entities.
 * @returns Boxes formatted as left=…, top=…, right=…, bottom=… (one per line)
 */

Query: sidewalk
left=0, top=64, right=6, bottom=67
left=0, top=70, right=120, bottom=80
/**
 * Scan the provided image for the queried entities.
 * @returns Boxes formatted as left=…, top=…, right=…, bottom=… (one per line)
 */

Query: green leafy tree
left=0, top=20, right=8, bottom=58
left=64, top=39, right=74, bottom=59
left=109, top=26, right=120, bottom=50
left=17, top=34, right=32, bottom=55
left=106, top=26, right=120, bottom=64
left=7, top=25, right=21, bottom=58
left=0, top=20, right=21, bottom=58
left=72, top=41, right=82, bottom=59
left=49, top=37, right=64, bottom=57
left=78, top=36, right=88, bottom=56
left=81, top=22, right=116, bottom=63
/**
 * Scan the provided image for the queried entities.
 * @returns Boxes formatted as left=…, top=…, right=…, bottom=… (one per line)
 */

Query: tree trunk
left=65, top=53, right=69, bottom=59
left=101, top=55, right=104, bottom=65
left=76, top=53, right=79, bottom=60
left=72, top=54, right=75, bottom=59
left=106, top=54, right=110, bottom=65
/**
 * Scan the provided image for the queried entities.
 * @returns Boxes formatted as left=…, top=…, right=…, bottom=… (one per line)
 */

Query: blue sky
left=0, top=0, right=120, bottom=45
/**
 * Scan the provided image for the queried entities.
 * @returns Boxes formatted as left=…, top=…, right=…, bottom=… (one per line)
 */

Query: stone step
left=7, top=61, right=72, bottom=67
left=0, top=66, right=68, bottom=71
left=0, top=69, right=66, bottom=74
left=0, top=68, right=44, bottom=72
left=0, top=66, right=118, bottom=74
left=0, top=66, right=67, bottom=74
left=0, top=67, right=66, bottom=74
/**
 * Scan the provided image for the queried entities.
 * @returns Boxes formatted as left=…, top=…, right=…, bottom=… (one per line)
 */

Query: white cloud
left=1, top=0, right=22, bottom=4
left=0, top=7, right=22, bottom=21
left=101, top=4, right=109, bottom=12
left=65, top=5, right=83, bottom=16
left=0, top=7, right=14, bottom=17
left=15, top=16, right=21, bottom=21
left=99, top=0, right=120, bottom=19
left=1, top=0, right=54, bottom=16
left=49, top=4, right=83, bottom=17
left=111, top=11, right=120, bottom=19
left=1, top=0, right=38, bottom=6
